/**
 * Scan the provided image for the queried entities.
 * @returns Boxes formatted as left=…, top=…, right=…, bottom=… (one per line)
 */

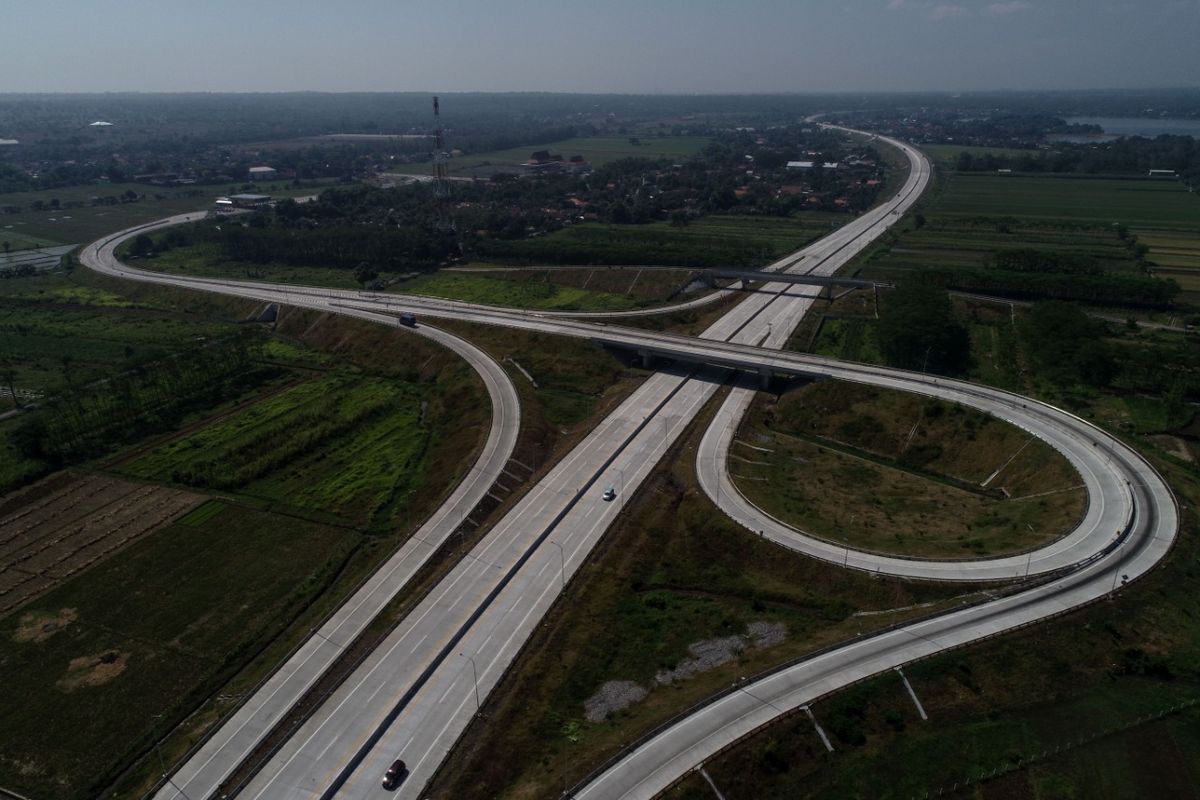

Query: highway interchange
left=78, top=126, right=1178, bottom=800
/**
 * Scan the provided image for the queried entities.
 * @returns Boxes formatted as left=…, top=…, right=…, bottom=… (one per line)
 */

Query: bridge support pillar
left=759, top=368, right=772, bottom=390
left=638, top=349, right=654, bottom=369
left=741, top=277, right=751, bottom=289
left=821, top=283, right=833, bottom=301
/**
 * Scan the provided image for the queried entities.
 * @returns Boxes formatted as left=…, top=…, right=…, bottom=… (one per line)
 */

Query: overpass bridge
left=703, top=268, right=885, bottom=299
left=593, top=335, right=826, bottom=389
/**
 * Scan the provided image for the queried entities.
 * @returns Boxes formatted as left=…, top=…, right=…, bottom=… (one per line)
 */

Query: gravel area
left=584, top=680, right=649, bottom=722
left=655, top=635, right=747, bottom=685
left=747, top=620, right=787, bottom=648
left=583, top=621, right=789, bottom=720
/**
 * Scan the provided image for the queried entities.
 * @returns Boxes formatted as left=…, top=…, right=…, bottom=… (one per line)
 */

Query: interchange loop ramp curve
left=70, top=128, right=1176, bottom=800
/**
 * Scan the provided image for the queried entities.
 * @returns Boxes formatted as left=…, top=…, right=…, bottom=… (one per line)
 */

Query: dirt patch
left=12, top=607, right=78, bottom=643
left=1148, top=434, right=1195, bottom=463
left=57, top=649, right=129, bottom=691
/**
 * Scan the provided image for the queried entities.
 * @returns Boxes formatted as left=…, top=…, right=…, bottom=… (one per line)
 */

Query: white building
left=786, top=161, right=839, bottom=170
left=248, top=166, right=278, bottom=181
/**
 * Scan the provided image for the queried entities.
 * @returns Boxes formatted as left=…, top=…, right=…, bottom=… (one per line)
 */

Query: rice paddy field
left=857, top=169, right=1200, bottom=304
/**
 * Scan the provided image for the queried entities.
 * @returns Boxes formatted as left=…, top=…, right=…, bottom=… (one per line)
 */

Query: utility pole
left=432, top=96, right=452, bottom=231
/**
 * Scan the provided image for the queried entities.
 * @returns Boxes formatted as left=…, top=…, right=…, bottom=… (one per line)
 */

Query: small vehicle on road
left=382, top=758, right=408, bottom=790
left=399, top=312, right=417, bottom=327
left=602, top=485, right=616, bottom=502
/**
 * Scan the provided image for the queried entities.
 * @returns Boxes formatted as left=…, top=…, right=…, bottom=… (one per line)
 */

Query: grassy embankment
left=427, top=389, right=989, bottom=800
left=0, top=267, right=490, bottom=800
left=733, top=380, right=1085, bottom=558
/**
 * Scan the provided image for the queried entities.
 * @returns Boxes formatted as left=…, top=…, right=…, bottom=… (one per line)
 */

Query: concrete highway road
left=223, top=128, right=932, bottom=800
left=78, top=125, right=1174, bottom=800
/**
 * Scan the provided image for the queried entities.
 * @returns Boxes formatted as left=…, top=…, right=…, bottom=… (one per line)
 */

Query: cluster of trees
left=1020, top=302, right=1199, bottom=402
left=139, top=187, right=460, bottom=273
left=474, top=225, right=774, bottom=268
left=1, top=264, right=38, bottom=279
left=1020, top=302, right=1118, bottom=387
left=917, top=267, right=1179, bottom=309
left=875, top=290, right=1197, bottom=403
left=876, top=283, right=971, bottom=376
left=953, top=135, right=1200, bottom=181
left=10, top=332, right=271, bottom=462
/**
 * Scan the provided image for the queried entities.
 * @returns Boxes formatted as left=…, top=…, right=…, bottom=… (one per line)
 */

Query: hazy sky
left=3, top=0, right=1197, bottom=93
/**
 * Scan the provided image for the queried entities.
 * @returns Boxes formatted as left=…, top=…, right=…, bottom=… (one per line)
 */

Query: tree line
left=953, top=134, right=1200, bottom=182
left=10, top=331, right=272, bottom=463
left=916, top=267, right=1179, bottom=309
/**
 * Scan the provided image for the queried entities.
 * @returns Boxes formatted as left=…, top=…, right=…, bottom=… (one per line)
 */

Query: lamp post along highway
left=461, top=653, right=480, bottom=712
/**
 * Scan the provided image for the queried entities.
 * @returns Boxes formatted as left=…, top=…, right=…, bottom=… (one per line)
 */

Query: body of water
left=1059, top=116, right=1200, bottom=141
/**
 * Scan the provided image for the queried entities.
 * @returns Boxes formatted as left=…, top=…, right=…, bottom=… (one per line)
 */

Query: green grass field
left=733, top=380, right=1084, bottom=557
left=0, top=268, right=260, bottom=485
left=122, top=372, right=430, bottom=528
left=0, top=502, right=358, bottom=800
left=858, top=165, right=1200, bottom=304
left=132, top=242, right=369, bottom=289
left=395, top=267, right=697, bottom=311
left=0, top=290, right=232, bottom=399
left=0, top=179, right=340, bottom=248
left=920, top=144, right=1039, bottom=169
left=933, top=174, right=1199, bottom=227
left=387, top=135, right=711, bottom=177
left=477, top=213, right=842, bottom=269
